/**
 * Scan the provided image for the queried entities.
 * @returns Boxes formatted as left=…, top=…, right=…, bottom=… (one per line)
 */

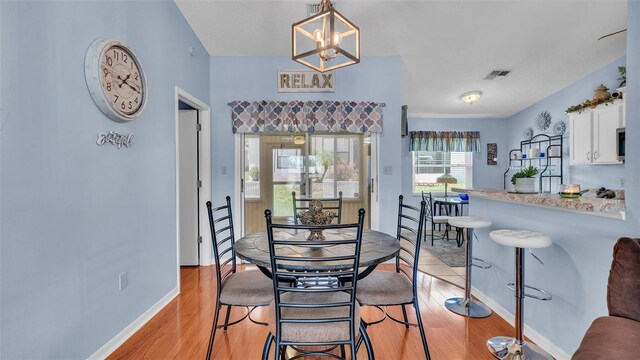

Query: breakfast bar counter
left=447, top=187, right=631, bottom=358
left=452, top=188, right=626, bottom=220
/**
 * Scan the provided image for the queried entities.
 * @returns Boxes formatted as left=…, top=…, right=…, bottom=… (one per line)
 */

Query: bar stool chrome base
left=445, top=297, right=492, bottom=318
left=487, top=336, right=553, bottom=360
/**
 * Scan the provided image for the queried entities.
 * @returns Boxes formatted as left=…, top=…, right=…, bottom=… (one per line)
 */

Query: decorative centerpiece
left=296, top=200, right=337, bottom=241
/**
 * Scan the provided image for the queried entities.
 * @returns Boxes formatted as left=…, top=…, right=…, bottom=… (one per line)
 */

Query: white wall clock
left=84, top=38, right=147, bottom=122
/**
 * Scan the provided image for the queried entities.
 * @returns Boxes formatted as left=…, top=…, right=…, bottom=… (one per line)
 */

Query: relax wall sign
left=277, top=70, right=335, bottom=93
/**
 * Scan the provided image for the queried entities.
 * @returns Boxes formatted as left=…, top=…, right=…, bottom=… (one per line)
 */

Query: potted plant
left=511, top=166, right=539, bottom=193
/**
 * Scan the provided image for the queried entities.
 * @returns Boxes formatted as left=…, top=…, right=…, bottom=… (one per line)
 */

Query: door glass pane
left=309, top=135, right=360, bottom=198
left=244, top=135, right=260, bottom=199
left=309, top=136, right=335, bottom=198
left=272, top=148, right=304, bottom=217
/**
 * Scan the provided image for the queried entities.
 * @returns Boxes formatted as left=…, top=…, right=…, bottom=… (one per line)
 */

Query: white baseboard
left=472, top=286, right=572, bottom=360
left=88, top=287, right=180, bottom=360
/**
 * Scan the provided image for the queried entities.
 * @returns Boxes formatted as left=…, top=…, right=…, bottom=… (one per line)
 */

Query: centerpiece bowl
left=296, top=200, right=337, bottom=241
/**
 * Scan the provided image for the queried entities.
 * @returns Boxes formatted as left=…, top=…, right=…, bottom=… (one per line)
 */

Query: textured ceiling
left=175, top=0, right=627, bottom=118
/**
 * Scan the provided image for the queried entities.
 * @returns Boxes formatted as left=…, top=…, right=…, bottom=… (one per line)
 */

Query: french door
left=237, top=133, right=378, bottom=236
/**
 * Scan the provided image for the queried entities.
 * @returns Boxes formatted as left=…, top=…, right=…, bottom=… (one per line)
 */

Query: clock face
left=85, top=38, right=147, bottom=122
left=100, top=45, right=144, bottom=116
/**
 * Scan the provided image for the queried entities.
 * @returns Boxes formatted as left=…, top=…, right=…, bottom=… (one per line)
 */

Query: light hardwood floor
left=108, top=265, right=520, bottom=360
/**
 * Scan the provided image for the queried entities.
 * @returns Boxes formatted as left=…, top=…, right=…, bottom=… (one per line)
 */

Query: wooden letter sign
left=277, top=70, right=335, bottom=93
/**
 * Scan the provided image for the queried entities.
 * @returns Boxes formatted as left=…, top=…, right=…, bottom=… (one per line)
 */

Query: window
left=309, top=134, right=361, bottom=199
left=412, top=151, right=473, bottom=194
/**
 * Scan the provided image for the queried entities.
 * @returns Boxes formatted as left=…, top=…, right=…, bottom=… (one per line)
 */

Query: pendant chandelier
left=292, top=0, right=360, bottom=72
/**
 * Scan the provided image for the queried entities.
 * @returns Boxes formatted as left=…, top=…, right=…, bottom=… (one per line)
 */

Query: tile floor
left=418, top=248, right=465, bottom=288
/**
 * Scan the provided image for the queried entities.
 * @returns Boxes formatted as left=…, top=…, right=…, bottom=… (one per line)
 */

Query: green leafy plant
left=248, top=166, right=260, bottom=181
left=618, top=66, right=626, bottom=87
left=511, top=166, right=539, bottom=185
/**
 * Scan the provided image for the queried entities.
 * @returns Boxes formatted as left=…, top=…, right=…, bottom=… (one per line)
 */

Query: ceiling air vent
left=484, top=70, right=512, bottom=80
left=307, top=3, right=322, bottom=16
left=306, top=2, right=337, bottom=16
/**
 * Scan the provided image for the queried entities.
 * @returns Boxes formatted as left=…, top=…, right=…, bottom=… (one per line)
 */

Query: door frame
left=174, top=87, right=212, bottom=289
left=234, top=133, right=380, bottom=237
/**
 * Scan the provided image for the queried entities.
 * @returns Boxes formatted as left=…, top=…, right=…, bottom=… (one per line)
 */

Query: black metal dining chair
left=261, top=208, right=374, bottom=360
left=292, top=191, right=343, bottom=224
left=422, top=191, right=452, bottom=246
left=205, top=197, right=273, bottom=360
left=355, top=195, right=432, bottom=360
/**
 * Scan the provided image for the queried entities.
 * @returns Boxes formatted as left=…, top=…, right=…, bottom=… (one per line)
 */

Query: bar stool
left=487, top=229, right=553, bottom=360
left=445, top=216, right=493, bottom=318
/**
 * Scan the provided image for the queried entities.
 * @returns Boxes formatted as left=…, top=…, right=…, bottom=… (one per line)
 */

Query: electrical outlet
left=119, top=272, right=128, bottom=291
left=383, top=166, right=392, bottom=175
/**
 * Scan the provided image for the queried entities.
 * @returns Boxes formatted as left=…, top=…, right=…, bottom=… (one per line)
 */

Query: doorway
left=178, top=103, right=200, bottom=266
left=175, top=88, right=212, bottom=286
left=239, top=132, right=375, bottom=235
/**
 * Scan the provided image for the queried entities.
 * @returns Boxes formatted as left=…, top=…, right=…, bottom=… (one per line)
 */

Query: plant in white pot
left=511, top=166, right=539, bottom=193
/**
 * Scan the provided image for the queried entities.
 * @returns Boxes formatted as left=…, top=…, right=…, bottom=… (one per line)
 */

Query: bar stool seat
left=444, top=216, right=493, bottom=318
left=489, top=229, right=551, bottom=249
left=448, top=216, right=491, bottom=229
left=487, top=229, right=553, bottom=360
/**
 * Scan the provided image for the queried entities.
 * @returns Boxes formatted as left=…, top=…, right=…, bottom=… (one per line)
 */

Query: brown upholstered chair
left=205, top=197, right=273, bottom=360
left=572, top=237, right=640, bottom=359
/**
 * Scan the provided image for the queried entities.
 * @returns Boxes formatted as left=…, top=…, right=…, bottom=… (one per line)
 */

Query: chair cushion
left=572, top=316, right=640, bottom=360
left=489, top=229, right=551, bottom=249
left=268, top=291, right=360, bottom=343
left=356, top=271, right=414, bottom=306
left=219, top=270, right=274, bottom=306
left=447, top=216, right=492, bottom=229
left=607, top=237, right=640, bottom=321
left=432, top=216, right=449, bottom=224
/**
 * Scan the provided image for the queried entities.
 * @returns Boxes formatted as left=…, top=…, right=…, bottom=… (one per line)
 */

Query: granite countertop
left=452, top=188, right=626, bottom=220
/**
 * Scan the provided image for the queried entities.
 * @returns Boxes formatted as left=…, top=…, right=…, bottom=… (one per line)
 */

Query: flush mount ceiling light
left=461, top=91, right=483, bottom=104
left=292, top=0, right=360, bottom=72
left=293, top=135, right=306, bottom=145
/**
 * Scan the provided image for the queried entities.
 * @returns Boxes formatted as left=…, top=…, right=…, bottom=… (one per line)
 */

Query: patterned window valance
left=409, top=131, right=481, bottom=152
left=229, top=100, right=385, bottom=134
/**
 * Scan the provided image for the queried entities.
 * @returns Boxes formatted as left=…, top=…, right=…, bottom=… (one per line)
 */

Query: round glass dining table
left=234, top=228, right=400, bottom=279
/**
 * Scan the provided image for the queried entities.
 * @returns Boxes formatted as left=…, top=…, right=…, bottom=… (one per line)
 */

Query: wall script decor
left=97, top=131, right=134, bottom=149
left=487, top=143, right=497, bottom=165
left=277, top=70, right=335, bottom=93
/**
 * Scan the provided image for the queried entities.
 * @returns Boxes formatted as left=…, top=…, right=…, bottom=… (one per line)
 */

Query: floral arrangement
left=565, top=98, right=616, bottom=114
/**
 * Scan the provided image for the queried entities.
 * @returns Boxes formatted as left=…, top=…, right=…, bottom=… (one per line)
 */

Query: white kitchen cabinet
left=569, top=100, right=623, bottom=165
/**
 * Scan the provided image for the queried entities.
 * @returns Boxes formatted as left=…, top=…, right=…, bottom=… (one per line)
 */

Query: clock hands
left=117, top=74, right=141, bottom=94
left=103, top=65, right=141, bottom=94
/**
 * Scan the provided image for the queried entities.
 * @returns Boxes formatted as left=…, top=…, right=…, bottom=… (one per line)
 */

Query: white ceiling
left=175, top=0, right=627, bottom=118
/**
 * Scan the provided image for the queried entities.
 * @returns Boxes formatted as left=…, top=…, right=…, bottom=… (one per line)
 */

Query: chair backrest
left=206, top=196, right=237, bottom=293
left=607, top=237, right=640, bottom=321
left=396, top=195, right=427, bottom=291
left=292, top=191, right=343, bottom=224
left=421, top=191, right=435, bottom=220
left=265, top=208, right=365, bottom=346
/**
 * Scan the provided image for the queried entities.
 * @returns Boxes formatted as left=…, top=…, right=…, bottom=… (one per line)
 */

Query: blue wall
left=507, top=56, right=626, bottom=189
left=0, top=1, right=209, bottom=358
left=469, top=1, right=640, bottom=356
left=210, top=56, right=403, bottom=234
left=402, top=118, right=510, bottom=198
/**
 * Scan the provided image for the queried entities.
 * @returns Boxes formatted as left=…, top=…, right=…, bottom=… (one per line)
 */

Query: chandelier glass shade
left=292, top=0, right=360, bottom=72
